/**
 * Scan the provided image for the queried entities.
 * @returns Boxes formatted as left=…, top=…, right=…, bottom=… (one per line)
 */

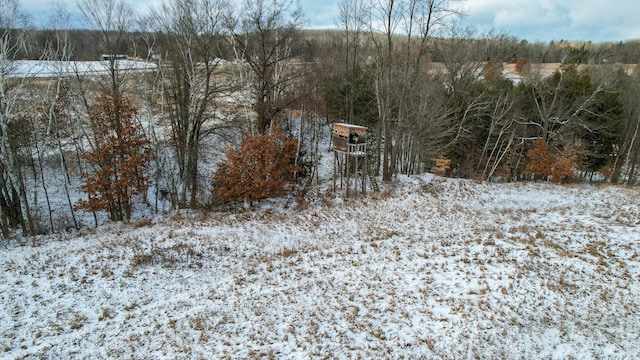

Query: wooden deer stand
left=332, top=123, right=370, bottom=197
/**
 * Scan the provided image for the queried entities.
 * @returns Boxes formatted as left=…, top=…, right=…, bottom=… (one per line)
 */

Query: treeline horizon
left=8, top=28, right=640, bottom=64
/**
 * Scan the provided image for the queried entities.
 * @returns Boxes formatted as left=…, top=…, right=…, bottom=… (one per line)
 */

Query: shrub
left=212, top=129, right=300, bottom=205
left=551, top=154, right=574, bottom=184
left=515, top=57, right=529, bottom=75
left=76, top=90, right=151, bottom=221
left=483, top=57, right=504, bottom=83
left=524, top=138, right=553, bottom=180
left=526, top=139, right=576, bottom=184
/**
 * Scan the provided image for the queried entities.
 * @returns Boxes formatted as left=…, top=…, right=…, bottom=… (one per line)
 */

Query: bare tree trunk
left=625, top=114, right=640, bottom=185
left=78, top=0, right=135, bottom=95
left=228, top=0, right=304, bottom=135
left=0, top=132, right=34, bottom=235
left=0, top=0, right=36, bottom=235
left=150, top=0, right=232, bottom=208
left=33, top=133, right=53, bottom=232
left=370, top=0, right=461, bottom=181
left=56, top=135, right=78, bottom=229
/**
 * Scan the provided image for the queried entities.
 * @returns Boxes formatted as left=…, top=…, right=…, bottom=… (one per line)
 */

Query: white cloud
left=459, top=0, right=639, bottom=42
left=566, top=0, right=640, bottom=40
left=300, top=0, right=340, bottom=29
left=495, top=2, right=566, bottom=27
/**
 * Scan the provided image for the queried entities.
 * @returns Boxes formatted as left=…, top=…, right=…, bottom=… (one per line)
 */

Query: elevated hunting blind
left=332, top=123, right=377, bottom=196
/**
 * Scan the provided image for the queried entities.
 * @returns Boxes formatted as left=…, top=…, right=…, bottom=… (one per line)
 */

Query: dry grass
left=1, top=179, right=639, bottom=358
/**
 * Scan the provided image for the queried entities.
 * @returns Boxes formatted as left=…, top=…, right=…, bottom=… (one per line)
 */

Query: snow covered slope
left=1, top=175, right=639, bottom=358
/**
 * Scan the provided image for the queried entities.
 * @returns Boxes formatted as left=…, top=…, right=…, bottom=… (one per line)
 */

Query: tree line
left=9, top=29, right=640, bottom=65
left=1, top=0, right=640, bottom=237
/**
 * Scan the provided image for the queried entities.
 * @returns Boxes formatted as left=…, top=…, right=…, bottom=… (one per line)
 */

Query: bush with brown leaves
left=76, top=90, right=151, bottom=221
left=212, top=129, right=300, bottom=205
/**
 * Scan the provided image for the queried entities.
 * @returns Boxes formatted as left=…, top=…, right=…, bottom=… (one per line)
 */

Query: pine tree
left=76, top=90, right=151, bottom=221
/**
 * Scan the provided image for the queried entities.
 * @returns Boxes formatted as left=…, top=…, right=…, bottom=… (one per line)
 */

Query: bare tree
left=77, top=0, right=135, bottom=94
left=434, top=28, right=488, bottom=98
left=150, top=0, right=233, bottom=208
left=227, top=0, right=304, bottom=133
left=0, top=0, right=37, bottom=235
left=368, top=0, right=399, bottom=181
left=600, top=68, right=640, bottom=184
left=368, top=0, right=461, bottom=181
left=132, top=17, right=167, bottom=212
left=624, top=112, right=640, bottom=185
left=38, top=3, right=80, bottom=230
left=324, top=0, right=375, bottom=125
left=337, top=0, right=372, bottom=125
left=475, top=88, right=517, bottom=180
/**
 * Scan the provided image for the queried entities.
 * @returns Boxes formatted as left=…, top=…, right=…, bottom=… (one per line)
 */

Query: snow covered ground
left=2, top=175, right=639, bottom=358
left=3, top=60, right=157, bottom=78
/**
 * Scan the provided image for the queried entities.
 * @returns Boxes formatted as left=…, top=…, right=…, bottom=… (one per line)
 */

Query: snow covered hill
left=1, top=175, right=639, bottom=358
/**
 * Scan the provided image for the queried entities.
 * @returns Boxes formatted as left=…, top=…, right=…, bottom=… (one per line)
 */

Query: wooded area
left=2, top=0, right=640, bottom=236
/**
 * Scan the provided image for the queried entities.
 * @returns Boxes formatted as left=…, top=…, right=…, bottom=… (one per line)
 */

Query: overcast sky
left=303, top=0, right=640, bottom=43
left=21, top=0, right=640, bottom=43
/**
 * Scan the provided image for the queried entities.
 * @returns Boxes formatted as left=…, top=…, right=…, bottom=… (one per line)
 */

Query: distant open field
left=4, top=60, right=157, bottom=78
left=503, top=62, right=637, bottom=78
left=6, top=59, right=635, bottom=80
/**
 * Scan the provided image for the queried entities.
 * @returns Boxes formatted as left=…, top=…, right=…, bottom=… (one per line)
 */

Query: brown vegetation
left=212, top=129, right=299, bottom=206
left=76, top=90, right=151, bottom=221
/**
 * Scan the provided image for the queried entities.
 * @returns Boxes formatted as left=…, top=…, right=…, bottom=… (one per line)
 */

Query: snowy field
left=1, top=175, right=639, bottom=358
left=3, top=60, right=157, bottom=78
